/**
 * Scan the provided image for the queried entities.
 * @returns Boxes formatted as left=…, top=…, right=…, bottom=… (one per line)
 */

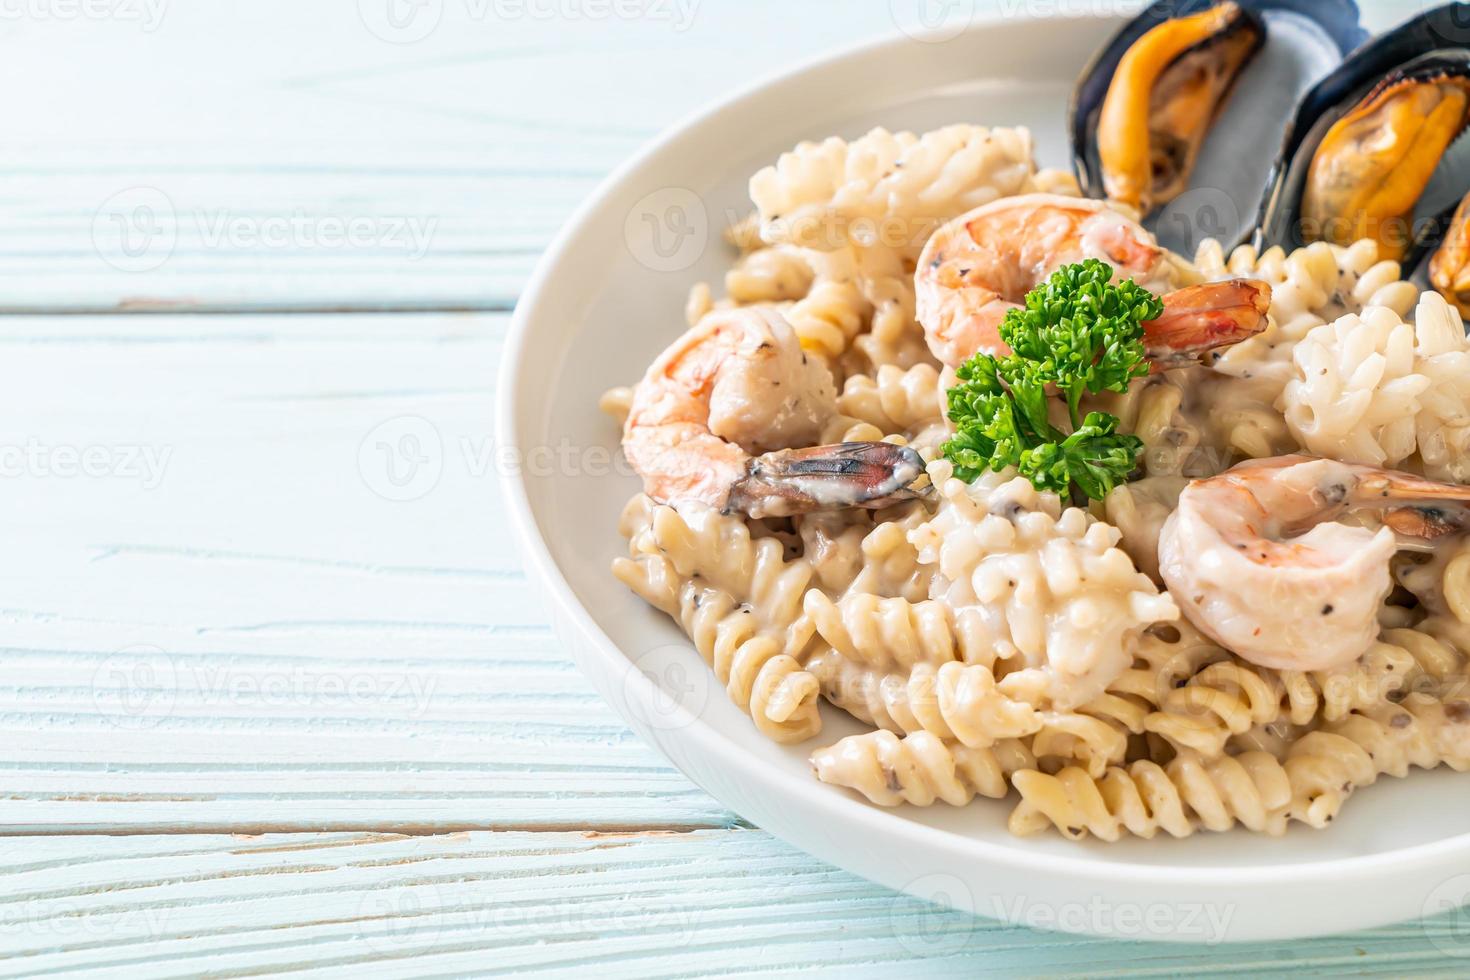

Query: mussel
left=1300, top=53, right=1470, bottom=261
left=1404, top=191, right=1470, bottom=317
left=1072, top=0, right=1366, bottom=254
left=1256, top=5, right=1470, bottom=263
left=1095, top=2, right=1265, bottom=215
left=1429, top=192, right=1470, bottom=315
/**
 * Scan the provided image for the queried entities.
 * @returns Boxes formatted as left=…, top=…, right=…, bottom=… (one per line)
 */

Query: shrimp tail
left=726, top=442, right=927, bottom=518
left=1356, top=469, right=1470, bottom=504
left=1383, top=507, right=1469, bottom=540
left=1143, top=278, right=1271, bottom=370
left=1358, top=468, right=1470, bottom=540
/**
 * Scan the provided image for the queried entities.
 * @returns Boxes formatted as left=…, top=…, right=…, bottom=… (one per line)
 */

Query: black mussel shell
left=1256, top=5, right=1470, bottom=256
left=1072, top=0, right=1367, bottom=256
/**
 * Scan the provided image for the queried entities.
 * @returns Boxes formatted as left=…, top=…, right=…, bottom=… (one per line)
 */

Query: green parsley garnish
left=941, top=259, right=1164, bottom=502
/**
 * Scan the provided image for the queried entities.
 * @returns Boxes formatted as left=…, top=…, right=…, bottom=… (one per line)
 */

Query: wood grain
left=0, top=0, right=916, bottom=313
left=0, top=312, right=740, bottom=833
left=0, top=832, right=1461, bottom=976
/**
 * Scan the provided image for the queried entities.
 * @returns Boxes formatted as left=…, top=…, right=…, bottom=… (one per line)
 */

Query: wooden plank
left=0, top=831, right=1460, bottom=977
left=0, top=1, right=1413, bottom=313
left=0, top=0, right=915, bottom=312
left=0, top=312, right=736, bottom=832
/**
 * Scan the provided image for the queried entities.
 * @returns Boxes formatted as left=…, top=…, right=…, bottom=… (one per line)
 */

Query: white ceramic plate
left=498, top=12, right=1470, bottom=943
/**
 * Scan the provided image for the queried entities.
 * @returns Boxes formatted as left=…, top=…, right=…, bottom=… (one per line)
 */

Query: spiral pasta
left=750, top=125, right=1041, bottom=257
left=1009, top=751, right=1292, bottom=840
left=1142, top=629, right=1463, bottom=759
left=668, top=582, right=821, bottom=742
left=1413, top=616, right=1470, bottom=689
left=805, top=591, right=966, bottom=671
left=911, top=465, right=1179, bottom=709
left=806, top=587, right=1171, bottom=775
left=1284, top=306, right=1427, bottom=466
left=1196, top=238, right=1418, bottom=402
left=836, top=363, right=944, bottom=439
left=1115, top=375, right=1205, bottom=478
left=620, top=499, right=814, bottom=626
left=795, top=504, right=935, bottom=602
left=724, top=245, right=814, bottom=304
left=809, top=729, right=1035, bottom=807
left=1144, top=658, right=1285, bottom=759
left=808, top=641, right=1156, bottom=776
left=1407, top=292, right=1470, bottom=483
left=1098, top=476, right=1185, bottom=582
left=1029, top=712, right=1131, bottom=778
left=1281, top=293, right=1470, bottom=478
left=1286, top=694, right=1470, bottom=828
left=613, top=497, right=822, bottom=742
left=1013, top=692, right=1470, bottom=840
left=808, top=648, right=1043, bottom=747
left=1434, top=542, right=1470, bottom=625
left=786, top=278, right=869, bottom=361
left=848, top=259, right=933, bottom=373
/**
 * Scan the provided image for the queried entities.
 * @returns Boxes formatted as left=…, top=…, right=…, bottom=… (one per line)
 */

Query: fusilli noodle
left=1013, top=692, right=1470, bottom=839
left=808, top=648, right=1043, bottom=747
left=911, top=464, right=1178, bottom=709
left=613, top=497, right=822, bottom=741
left=1008, top=751, right=1291, bottom=840
left=750, top=125, right=1040, bottom=257
left=836, top=363, right=944, bottom=438
left=1197, top=238, right=1417, bottom=404
left=809, top=729, right=1035, bottom=807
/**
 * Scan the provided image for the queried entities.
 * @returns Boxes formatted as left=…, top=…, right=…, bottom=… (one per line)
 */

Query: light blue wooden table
left=0, top=0, right=1462, bottom=974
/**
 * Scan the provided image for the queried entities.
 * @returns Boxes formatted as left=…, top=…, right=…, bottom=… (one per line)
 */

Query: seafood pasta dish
left=601, top=1, right=1470, bottom=842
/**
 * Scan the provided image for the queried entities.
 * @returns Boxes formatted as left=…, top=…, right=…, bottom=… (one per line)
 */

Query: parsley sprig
left=941, top=259, right=1163, bottom=501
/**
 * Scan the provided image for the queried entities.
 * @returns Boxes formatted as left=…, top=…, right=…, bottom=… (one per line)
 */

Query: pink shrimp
left=915, top=193, right=1271, bottom=368
left=1160, top=455, right=1470, bottom=671
left=622, top=307, right=924, bottom=517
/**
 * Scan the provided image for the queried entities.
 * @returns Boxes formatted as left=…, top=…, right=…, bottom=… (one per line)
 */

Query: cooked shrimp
left=915, top=193, right=1271, bottom=368
left=1140, top=278, right=1273, bottom=371
left=1158, top=455, right=1470, bottom=671
left=623, top=307, right=924, bottom=517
